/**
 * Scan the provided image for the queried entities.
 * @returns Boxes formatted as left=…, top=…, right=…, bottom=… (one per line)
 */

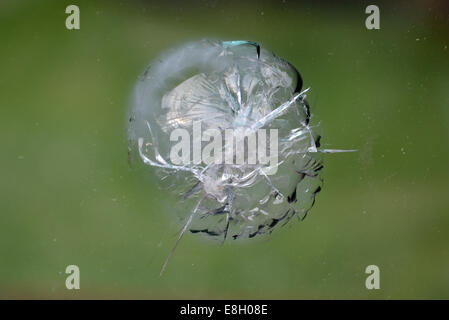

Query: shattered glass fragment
left=128, top=40, right=342, bottom=274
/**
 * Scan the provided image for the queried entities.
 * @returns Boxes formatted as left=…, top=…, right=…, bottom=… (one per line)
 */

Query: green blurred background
left=0, top=0, right=448, bottom=299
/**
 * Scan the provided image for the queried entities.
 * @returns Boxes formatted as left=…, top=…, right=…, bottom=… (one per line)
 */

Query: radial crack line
left=251, top=88, right=310, bottom=130
left=160, top=196, right=205, bottom=276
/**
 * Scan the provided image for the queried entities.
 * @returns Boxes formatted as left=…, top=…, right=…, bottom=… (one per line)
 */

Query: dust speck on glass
left=128, top=40, right=344, bottom=274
